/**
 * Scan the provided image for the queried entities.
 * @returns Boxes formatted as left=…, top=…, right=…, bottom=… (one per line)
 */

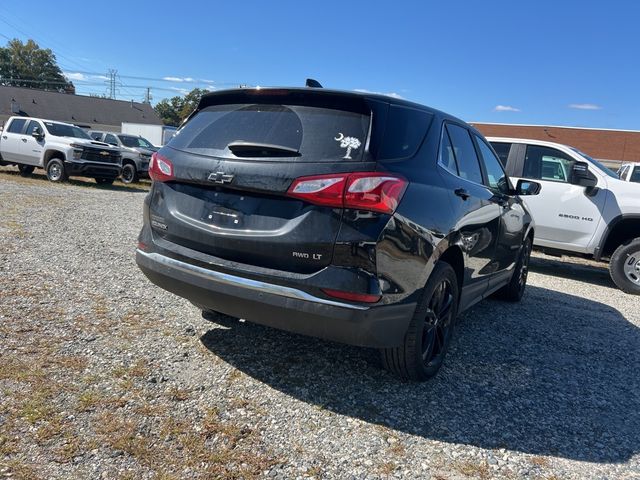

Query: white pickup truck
left=488, top=137, right=640, bottom=294
left=0, top=116, right=122, bottom=184
left=617, top=162, right=640, bottom=183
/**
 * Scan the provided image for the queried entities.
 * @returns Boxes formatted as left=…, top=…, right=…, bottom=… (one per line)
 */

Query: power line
left=0, top=8, right=93, bottom=73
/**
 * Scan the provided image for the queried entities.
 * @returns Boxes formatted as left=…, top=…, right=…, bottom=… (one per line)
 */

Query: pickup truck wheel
left=381, top=262, right=459, bottom=381
left=18, top=164, right=35, bottom=177
left=609, top=238, right=640, bottom=294
left=46, top=158, right=67, bottom=182
left=494, top=237, right=532, bottom=302
left=121, top=163, right=138, bottom=184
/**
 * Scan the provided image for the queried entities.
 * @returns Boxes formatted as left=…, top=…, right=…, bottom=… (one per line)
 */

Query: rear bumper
left=136, top=249, right=415, bottom=348
left=64, top=160, right=121, bottom=178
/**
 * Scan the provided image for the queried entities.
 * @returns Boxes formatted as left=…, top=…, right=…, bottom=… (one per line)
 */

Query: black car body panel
left=136, top=87, right=534, bottom=348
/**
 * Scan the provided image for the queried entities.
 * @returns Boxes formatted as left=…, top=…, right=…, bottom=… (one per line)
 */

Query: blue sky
left=0, top=1, right=638, bottom=129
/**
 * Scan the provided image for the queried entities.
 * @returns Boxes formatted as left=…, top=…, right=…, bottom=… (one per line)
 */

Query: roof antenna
left=305, top=78, right=323, bottom=88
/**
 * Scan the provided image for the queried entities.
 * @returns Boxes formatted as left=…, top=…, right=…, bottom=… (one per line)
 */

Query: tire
left=95, top=178, right=115, bottom=185
left=381, top=262, right=459, bottom=381
left=609, top=237, right=640, bottom=295
left=46, top=158, right=67, bottom=182
left=121, top=163, right=138, bottom=184
left=494, top=237, right=532, bottom=302
left=18, top=164, right=35, bottom=177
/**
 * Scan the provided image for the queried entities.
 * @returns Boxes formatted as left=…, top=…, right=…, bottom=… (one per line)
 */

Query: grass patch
left=455, top=460, right=490, bottom=478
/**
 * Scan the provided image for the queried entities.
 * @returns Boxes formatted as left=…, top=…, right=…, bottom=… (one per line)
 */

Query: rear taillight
left=149, top=152, right=174, bottom=182
left=287, top=172, right=407, bottom=214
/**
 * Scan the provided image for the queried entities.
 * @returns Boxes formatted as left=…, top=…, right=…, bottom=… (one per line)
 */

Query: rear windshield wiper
left=227, top=141, right=301, bottom=157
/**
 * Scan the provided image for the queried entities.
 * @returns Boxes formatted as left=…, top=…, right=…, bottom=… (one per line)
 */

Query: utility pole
left=106, top=69, right=118, bottom=99
left=144, top=87, right=152, bottom=104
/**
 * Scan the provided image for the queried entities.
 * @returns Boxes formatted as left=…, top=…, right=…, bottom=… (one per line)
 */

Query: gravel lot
left=1, top=167, right=639, bottom=480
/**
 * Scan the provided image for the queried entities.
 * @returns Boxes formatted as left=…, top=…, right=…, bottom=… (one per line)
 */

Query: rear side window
left=446, top=124, right=484, bottom=184
left=169, top=104, right=370, bottom=161
left=7, top=118, right=26, bottom=134
left=437, top=127, right=458, bottom=175
left=630, top=166, right=640, bottom=183
left=379, top=106, right=433, bottom=160
left=490, top=142, right=511, bottom=167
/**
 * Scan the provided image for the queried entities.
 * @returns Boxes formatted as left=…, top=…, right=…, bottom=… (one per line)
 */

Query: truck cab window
left=523, top=145, right=574, bottom=183
left=7, top=118, right=27, bottom=134
left=25, top=121, right=42, bottom=136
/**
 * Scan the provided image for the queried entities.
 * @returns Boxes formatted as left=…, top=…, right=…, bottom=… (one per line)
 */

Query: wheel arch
left=437, top=245, right=464, bottom=294
left=596, top=215, right=640, bottom=260
left=43, top=149, right=66, bottom=167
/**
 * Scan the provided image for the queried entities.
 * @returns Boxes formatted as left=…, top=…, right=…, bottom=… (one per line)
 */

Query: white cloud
left=64, top=72, right=87, bottom=81
left=170, top=87, right=190, bottom=95
left=354, top=88, right=403, bottom=99
left=569, top=103, right=602, bottom=110
left=64, top=72, right=112, bottom=82
left=493, top=105, right=521, bottom=112
left=163, top=76, right=196, bottom=83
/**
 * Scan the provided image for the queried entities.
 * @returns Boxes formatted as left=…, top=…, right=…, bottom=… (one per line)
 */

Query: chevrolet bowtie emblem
left=100, top=151, right=109, bottom=156
left=208, top=172, right=234, bottom=184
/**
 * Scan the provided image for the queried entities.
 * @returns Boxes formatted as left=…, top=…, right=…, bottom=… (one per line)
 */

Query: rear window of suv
left=169, top=103, right=370, bottom=161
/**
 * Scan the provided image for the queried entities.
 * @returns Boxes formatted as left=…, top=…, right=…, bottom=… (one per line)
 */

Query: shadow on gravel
left=529, top=255, right=614, bottom=288
left=0, top=169, right=149, bottom=193
left=200, top=285, right=640, bottom=463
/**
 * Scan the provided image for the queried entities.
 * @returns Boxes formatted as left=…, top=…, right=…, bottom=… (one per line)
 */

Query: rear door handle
left=21, top=138, right=27, bottom=142
left=2, top=135, right=6, bottom=140
left=454, top=188, right=470, bottom=200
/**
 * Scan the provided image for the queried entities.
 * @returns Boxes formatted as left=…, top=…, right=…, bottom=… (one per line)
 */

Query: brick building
left=471, top=123, right=640, bottom=168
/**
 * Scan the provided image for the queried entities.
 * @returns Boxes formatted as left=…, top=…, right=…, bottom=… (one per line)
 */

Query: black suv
left=136, top=87, right=540, bottom=381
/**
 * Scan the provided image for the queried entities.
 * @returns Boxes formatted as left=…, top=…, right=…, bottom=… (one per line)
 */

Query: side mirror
left=515, top=179, right=541, bottom=196
left=31, top=128, right=44, bottom=141
left=570, top=161, right=597, bottom=188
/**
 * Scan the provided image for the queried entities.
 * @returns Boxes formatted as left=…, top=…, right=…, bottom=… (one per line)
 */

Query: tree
left=0, top=39, right=74, bottom=93
left=154, top=88, right=209, bottom=126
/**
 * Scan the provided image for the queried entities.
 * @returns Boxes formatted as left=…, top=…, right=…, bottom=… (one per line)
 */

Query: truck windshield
left=118, top=135, right=154, bottom=149
left=570, top=147, right=618, bottom=178
left=44, top=122, right=91, bottom=140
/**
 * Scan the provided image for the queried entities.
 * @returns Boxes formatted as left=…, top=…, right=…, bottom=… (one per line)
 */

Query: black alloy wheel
left=494, top=237, right=532, bottom=302
left=381, top=262, right=459, bottom=381
left=121, top=163, right=138, bottom=184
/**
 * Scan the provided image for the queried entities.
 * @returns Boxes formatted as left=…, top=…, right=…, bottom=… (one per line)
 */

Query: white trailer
left=121, top=123, right=177, bottom=147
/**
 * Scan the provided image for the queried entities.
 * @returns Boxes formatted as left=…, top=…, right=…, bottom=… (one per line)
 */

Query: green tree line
left=0, top=39, right=74, bottom=93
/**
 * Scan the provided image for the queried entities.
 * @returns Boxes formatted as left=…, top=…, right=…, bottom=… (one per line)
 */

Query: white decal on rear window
left=335, top=133, right=361, bottom=160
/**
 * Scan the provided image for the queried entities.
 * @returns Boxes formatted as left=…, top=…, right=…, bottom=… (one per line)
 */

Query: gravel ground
left=1, top=167, right=639, bottom=480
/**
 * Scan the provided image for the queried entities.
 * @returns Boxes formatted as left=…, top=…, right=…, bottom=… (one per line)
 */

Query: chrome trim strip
left=137, top=250, right=369, bottom=311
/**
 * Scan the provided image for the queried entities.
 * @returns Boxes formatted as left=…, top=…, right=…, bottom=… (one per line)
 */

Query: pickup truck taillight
left=287, top=172, right=408, bottom=214
left=149, top=152, right=174, bottom=182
